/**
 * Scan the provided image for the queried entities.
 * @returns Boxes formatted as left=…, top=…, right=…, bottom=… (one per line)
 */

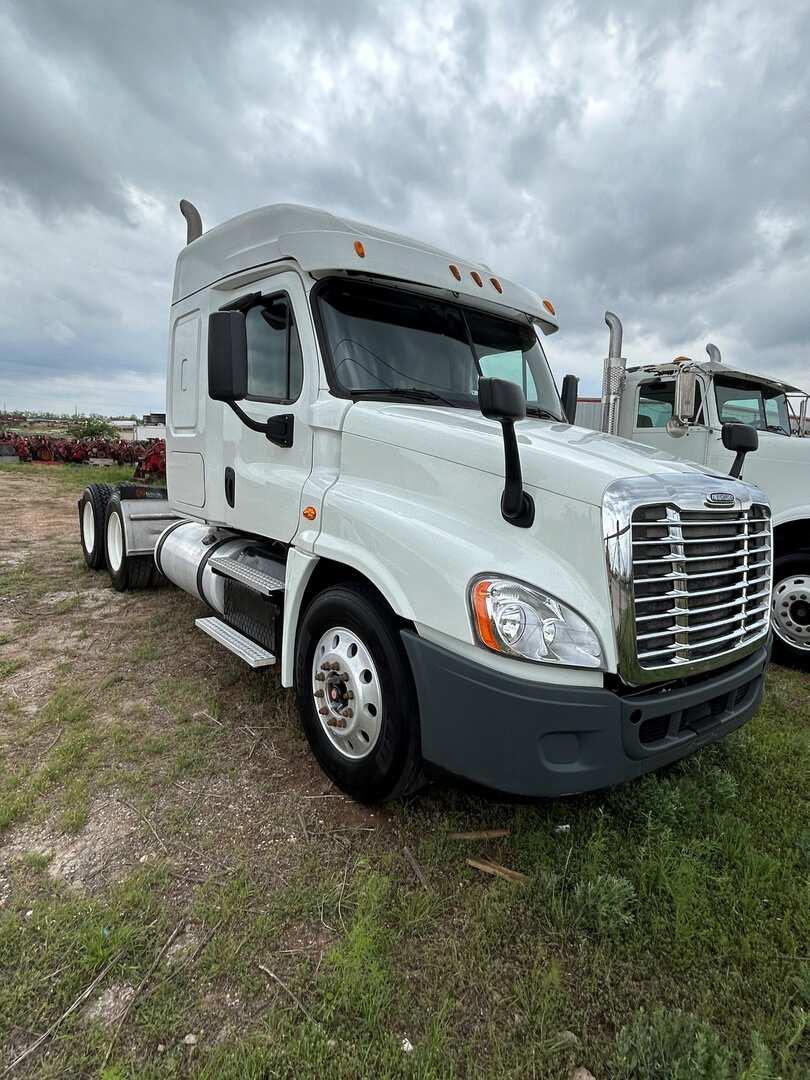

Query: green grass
left=0, top=466, right=807, bottom=1077
left=0, top=461, right=136, bottom=492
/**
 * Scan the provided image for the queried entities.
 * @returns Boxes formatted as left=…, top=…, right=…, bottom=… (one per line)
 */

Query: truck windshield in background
left=315, top=278, right=563, bottom=419
left=715, top=378, right=791, bottom=435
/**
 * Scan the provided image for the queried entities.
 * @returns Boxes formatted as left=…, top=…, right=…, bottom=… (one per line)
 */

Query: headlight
left=470, top=576, right=604, bottom=669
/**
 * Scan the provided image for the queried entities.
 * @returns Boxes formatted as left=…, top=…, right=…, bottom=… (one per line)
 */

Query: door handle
left=224, top=467, right=235, bottom=508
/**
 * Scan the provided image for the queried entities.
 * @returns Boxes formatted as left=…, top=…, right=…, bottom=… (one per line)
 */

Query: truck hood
left=344, top=402, right=720, bottom=507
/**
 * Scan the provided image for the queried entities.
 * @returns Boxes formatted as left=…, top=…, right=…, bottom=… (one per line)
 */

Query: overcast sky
left=1, top=0, right=808, bottom=415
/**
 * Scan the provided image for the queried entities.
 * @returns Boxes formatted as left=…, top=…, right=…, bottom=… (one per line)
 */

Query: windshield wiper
left=350, top=387, right=459, bottom=407
left=764, top=424, right=790, bottom=436
left=525, top=405, right=563, bottom=421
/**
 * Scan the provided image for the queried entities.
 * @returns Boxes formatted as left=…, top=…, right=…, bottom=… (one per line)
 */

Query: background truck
left=577, top=312, right=809, bottom=667
left=78, top=202, right=772, bottom=802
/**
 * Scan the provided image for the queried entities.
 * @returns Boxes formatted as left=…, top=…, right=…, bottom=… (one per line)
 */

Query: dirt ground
left=1, top=465, right=808, bottom=1080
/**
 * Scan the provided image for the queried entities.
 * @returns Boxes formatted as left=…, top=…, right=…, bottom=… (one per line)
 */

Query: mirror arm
left=729, top=450, right=746, bottom=479
left=226, top=402, right=294, bottom=448
left=499, top=420, right=535, bottom=528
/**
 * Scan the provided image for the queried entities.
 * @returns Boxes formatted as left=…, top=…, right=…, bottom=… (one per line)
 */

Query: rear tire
left=78, top=484, right=115, bottom=570
left=294, top=582, right=424, bottom=803
left=771, top=554, right=810, bottom=669
left=104, top=494, right=157, bottom=592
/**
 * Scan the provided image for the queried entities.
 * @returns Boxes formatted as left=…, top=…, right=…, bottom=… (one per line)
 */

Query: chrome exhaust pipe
left=601, top=311, right=627, bottom=435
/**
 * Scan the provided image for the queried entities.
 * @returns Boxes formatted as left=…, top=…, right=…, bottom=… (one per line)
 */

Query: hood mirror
left=722, top=422, right=758, bottom=478
left=561, top=374, right=579, bottom=425
left=479, top=378, right=535, bottom=529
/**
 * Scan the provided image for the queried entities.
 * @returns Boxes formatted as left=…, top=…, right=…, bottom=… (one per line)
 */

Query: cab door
left=220, top=271, right=316, bottom=543
left=633, top=376, right=710, bottom=465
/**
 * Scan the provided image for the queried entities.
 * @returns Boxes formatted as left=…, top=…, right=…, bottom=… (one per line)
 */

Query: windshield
left=315, top=279, right=563, bottom=419
left=714, top=378, right=791, bottom=435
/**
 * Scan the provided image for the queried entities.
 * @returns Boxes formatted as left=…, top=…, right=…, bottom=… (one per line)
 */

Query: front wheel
left=294, top=582, right=423, bottom=802
left=771, top=554, right=810, bottom=669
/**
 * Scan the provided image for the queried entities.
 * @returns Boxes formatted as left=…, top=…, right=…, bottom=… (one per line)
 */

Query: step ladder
left=195, top=616, right=276, bottom=668
left=208, top=556, right=285, bottom=596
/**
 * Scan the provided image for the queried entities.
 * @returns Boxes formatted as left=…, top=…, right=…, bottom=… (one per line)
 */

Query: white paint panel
left=170, top=313, right=201, bottom=433
left=168, top=451, right=206, bottom=508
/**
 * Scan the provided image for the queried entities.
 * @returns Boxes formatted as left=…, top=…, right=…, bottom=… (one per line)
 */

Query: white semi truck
left=577, top=312, right=809, bottom=667
left=78, top=202, right=773, bottom=802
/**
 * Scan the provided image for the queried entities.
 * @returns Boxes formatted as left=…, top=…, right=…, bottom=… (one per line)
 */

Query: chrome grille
left=631, top=504, right=772, bottom=669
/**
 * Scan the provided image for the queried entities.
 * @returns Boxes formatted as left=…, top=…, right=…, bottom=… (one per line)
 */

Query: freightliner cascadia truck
left=577, top=312, right=808, bottom=667
left=77, top=202, right=773, bottom=802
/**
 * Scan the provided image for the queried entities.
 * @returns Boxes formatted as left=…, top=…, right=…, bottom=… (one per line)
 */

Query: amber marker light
left=471, top=270, right=484, bottom=287
left=449, top=263, right=462, bottom=281
left=471, top=579, right=503, bottom=653
left=303, top=506, right=317, bottom=521
left=354, top=240, right=366, bottom=257
left=490, top=277, right=503, bottom=294
left=542, top=298, right=556, bottom=315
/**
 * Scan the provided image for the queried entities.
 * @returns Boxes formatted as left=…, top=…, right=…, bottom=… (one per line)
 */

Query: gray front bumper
left=402, top=632, right=768, bottom=797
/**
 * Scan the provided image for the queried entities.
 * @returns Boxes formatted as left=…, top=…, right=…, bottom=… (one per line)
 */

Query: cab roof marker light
left=354, top=240, right=366, bottom=258
left=471, top=271, right=484, bottom=287
left=449, top=263, right=462, bottom=281
left=542, top=299, right=555, bottom=315
left=490, top=277, right=503, bottom=294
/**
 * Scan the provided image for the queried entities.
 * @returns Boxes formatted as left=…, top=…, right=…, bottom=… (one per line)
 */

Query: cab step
left=195, top=616, right=276, bottom=668
left=208, top=556, right=285, bottom=596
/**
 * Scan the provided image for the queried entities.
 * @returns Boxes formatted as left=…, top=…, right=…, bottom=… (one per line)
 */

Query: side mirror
left=208, top=311, right=248, bottom=402
left=478, top=378, right=534, bottom=528
left=722, top=422, right=758, bottom=479
left=478, top=377, right=526, bottom=422
left=561, top=373, right=579, bottom=425
left=674, top=368, right=698, bottom=423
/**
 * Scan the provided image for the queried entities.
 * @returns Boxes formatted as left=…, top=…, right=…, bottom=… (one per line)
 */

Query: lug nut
left=314, top=689, right=324, bottom=699
left=330, top=662, right=341, bottom=671
left=318, top=707, right=329, bottom=716
left=346, top=690, right=354, bottom=700
left=315, top=672, right=325, bottom=682
left=344, top=708, right=353, bottom=719
left=328, top=717, right=346, bottom=729
left=320, top=663, right=330, bottom=672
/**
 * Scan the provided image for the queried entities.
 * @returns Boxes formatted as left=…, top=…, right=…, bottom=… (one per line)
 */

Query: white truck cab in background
left=80, top=204, right=773, bottom=802
left=577, top=312, right=809, bottom=667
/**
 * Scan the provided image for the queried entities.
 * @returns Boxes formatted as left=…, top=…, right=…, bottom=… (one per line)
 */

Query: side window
left=245, top=295, right=303, bottom=402
left=636, top=380, right=703, bottom=428
left=479, top=350, right=538, bottom=399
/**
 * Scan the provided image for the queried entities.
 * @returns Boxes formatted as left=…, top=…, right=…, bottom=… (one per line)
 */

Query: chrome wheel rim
left=107, top=513, right=124, bottom=572
left=772, top=574, right=810, bottom=651
left=311, top=626, right=382, bottom=760
left=82, top=501, right=95, bottom=554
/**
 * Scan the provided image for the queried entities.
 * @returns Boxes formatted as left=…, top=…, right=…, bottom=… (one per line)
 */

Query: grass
left=0, top=466, right=808, bottom=1078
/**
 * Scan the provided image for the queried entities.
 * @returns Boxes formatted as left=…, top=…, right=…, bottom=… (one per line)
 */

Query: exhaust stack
left=706, top=343, right=722, bottom=364
left=179, top=199, right=203, bottom=244
left=601, top=311, right=627, bottom=435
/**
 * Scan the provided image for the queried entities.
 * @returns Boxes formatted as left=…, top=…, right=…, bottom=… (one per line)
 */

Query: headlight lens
left=470, top=576, right=604, bottom=669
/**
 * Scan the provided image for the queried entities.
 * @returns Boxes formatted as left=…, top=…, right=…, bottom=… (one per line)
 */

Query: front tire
left=771, top=554, right=810, bottom=669
left=294, top=582, right=423, bottom=803
left=104, top=494, right=156, bottom=592
left=78, top=484, right=115, bottom=570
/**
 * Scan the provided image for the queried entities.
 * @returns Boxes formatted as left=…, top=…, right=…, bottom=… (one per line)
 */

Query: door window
left=245, top=295, right=303, bottom=403
left=636, top=380, right=703, bottom=428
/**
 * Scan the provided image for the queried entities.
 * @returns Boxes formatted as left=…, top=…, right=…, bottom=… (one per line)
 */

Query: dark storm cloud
left=0, top=0, right=808, bottom=413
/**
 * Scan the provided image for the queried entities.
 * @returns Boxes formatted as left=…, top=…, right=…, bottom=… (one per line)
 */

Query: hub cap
left=107, top=512, right=124, bottom=572
left=311, top=626, right=382, bottom=760
left=772, top=574, right=810, bottom=651
left=82, top=501, right=95, bottom=553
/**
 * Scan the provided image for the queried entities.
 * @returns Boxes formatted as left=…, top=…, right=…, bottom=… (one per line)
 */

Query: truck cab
left=578, top=324, right=809, bottom=666
left=81, top=206, right=774, bottom=802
